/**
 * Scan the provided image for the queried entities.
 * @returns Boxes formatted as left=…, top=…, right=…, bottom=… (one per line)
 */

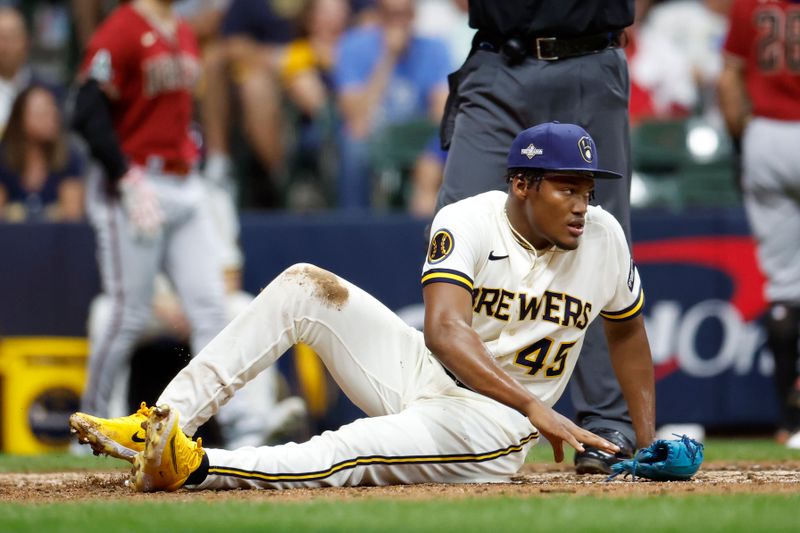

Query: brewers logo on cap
left=506, top=122, right=622, bottom=179
left=428, top=230, right=454, bottom=264
left=578, top=136, right=593, bottom=163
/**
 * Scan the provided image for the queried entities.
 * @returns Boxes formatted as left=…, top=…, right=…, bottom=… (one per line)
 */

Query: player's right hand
left=118, top=166, right=165, bottom=241
left=524, top=399, right=620, bottom=463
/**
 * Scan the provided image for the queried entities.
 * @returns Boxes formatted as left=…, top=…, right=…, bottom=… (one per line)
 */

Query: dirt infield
left=1, top=461, right=798, bottom=503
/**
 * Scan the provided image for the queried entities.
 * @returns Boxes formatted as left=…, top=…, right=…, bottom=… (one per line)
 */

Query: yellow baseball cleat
left=131, top=404, right=205, bottom=492
left=69, top=402, right=152, bottom=462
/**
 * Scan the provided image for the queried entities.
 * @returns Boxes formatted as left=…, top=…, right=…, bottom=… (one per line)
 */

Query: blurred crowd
left=0, top=0, right=735, bottom=223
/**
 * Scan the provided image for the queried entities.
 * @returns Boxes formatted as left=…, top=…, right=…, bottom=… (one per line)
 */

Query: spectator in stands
left=70, top=0, right=119, bottom=52
left=408, top=136, right=446, bottom=217
left=281, top=0, right=350, bottom=119
left=333, top=0, right=450, bottom=210
left=0, top=6, right=32, bottom=135
left=349, top=0, right=377, bottom=24
left=201, top=0, right=298, bottom=209
left=0, top=84, right=85, bottom=222
left=392, top=0, right=472, bottom=217
left=279, top=0, right=351, bottom=210
left=172, top=1, right=245, bottom=265
left=16, top=0, right=74, bottom=90
left=414, top=0, right=472, bottom=68
left=174, top=1, right=231, bottom=46
left=374, top=0, right=471, bottom=217
left=642, top=0, right=732, bottom=121
left=625, top=0, right=697, bottom=125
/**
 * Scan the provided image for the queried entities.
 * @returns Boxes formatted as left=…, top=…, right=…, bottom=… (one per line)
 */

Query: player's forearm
left=425, top=318, right=538, bottom=415
left=184, top=8, right=224, bottom=43
left=72, top=79, right=129, bottom=183
left=428, top=88, right=448, bottom=123
left=604, top=317, right=656, bottom=448
left=717, top=60, right=750, bottom=139
left=364, top=52, right=398, bottom=114
left=617, top=356, right=656, bottom=449
left=342, top=53, right=397, bottom=136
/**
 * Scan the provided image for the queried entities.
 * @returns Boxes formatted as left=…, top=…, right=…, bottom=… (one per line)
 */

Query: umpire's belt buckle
left=534, top=37, right=558, bottom=61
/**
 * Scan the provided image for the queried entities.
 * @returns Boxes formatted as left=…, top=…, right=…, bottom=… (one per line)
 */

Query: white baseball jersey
left=422, top=191, right=644, bottom=406
left=153, top=195, right=642, bottom=491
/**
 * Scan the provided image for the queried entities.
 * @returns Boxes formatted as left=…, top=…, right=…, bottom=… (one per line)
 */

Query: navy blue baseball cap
left=507, top=122, right=622, bottom=179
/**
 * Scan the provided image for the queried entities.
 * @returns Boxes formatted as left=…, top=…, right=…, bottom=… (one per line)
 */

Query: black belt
left=443, top=366, right=470, bottom=390
left=474, top=30, right=623, bottom=62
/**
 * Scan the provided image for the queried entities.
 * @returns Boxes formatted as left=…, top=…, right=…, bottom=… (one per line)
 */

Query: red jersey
left=80, top=4, right=200, bottom=166
left=723, top=0, right=800, bottom=120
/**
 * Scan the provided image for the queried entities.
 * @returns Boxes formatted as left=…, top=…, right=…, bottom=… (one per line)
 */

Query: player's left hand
left=119, top=166, right=165, bottom=241
left=524, top=399, right=620, bottom=463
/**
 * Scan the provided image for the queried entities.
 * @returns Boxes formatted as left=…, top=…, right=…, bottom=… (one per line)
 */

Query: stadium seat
left=631, top=118, right=690, bottom=174
left=676, top=161, right=740, bottom=207
left=369, top=118, right=439, bottom=209
left=632, top=118, right=739, bottom=209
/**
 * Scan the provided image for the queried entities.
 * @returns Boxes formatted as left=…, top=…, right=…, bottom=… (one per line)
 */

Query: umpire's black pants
left=436, top=47, right=635, bottom=443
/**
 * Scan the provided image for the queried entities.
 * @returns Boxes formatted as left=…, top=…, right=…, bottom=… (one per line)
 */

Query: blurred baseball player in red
left=718, top=0, right=800, bottom=448
left=70, top=0, right=229, bottom=437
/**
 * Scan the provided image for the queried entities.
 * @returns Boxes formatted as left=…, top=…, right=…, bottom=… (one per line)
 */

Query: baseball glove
left=607, top=435, right=704, bottom=481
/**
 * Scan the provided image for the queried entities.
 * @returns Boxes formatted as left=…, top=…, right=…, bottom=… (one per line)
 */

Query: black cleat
left=574, top=428, right=635, bottom=475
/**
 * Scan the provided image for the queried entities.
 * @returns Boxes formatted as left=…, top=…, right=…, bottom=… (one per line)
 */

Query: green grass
left=0, top=439, right=797, bottom=533
left=697, top=438, right=800, bottom=461
left=0, top=452, right=125, bottom=473
left=0, top=495, right=798, bottom=533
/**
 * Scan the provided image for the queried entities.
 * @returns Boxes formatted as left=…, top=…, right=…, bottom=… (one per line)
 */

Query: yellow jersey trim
left=600, top=288, right=645, bottom=321
left=421, top=270, right=474, bottom=291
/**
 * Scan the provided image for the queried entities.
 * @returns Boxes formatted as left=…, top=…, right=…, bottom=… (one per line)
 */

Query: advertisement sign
left=0, top=209, right=780, bottom=430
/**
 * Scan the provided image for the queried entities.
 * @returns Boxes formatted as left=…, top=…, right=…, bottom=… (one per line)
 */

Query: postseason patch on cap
left=520, top=143, right=543, bottom=159
left=428, top=229, right=454, bottom=264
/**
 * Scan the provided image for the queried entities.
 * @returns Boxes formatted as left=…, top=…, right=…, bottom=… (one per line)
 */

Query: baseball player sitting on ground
left=71, top=122, right=656, bottom=492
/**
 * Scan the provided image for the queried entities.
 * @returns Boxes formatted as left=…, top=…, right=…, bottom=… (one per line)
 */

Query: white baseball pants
left=159, top=264, right=539, bottom=489
left=741, top=118, right=800, bottom=304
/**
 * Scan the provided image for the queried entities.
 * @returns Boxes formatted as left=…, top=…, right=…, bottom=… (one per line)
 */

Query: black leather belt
left=474, top=30, right=623, bottom=62
left=443, top=366, right=470, bottom=390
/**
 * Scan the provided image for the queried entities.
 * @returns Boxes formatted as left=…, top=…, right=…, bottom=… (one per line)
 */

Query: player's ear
left=510, top=173, right=529, bottom=200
